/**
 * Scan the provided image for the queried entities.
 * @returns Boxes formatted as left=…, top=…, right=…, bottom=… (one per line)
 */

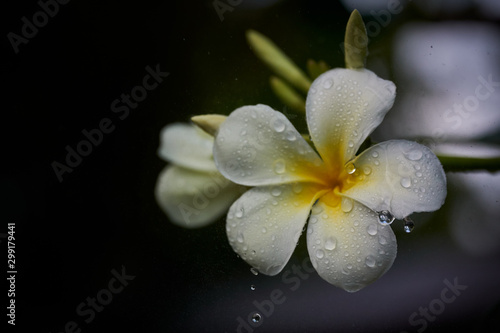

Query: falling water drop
left=250, top=267, right=259, bottom=276
left=378, top=210, right=395, bottom=225
left=252, top=313, right=262, bottom=323
left=403, top=216, right=415, bottom=233
left=345, top=162, right=356, bottom=175
left=250, top=285, right=256, bottom=291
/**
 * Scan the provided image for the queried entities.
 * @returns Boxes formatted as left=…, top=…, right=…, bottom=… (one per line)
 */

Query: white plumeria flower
left=212, top=68, right=447, bottom=292
left=155, top=123, right=245, bottom=228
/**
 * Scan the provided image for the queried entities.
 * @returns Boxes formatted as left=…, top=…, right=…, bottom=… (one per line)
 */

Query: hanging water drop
left=250, top=285, right=256, bottom=291
left=403, top=216, right=415, bottom=233
left=378, top=210, right=395, bottom=225
left=345, top=162, right=356, bottom=175
left=252, top=313, right=262, bottom=323
left=250, top=267, right=259, bottom=276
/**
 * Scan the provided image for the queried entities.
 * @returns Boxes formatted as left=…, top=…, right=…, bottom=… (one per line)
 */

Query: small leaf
left=269, top=76, right=306, bottom=114
left=344, top=9, right=368, bottom=69
left=246, top=30, right=311, bottom=93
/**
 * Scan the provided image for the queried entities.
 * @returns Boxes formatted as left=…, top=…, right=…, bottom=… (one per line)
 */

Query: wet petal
left=158, top=123, right=217, bottom=172
left=226, top=182, right=326, bottom=275
left=307, top=198, right=397, bottom=292
left=155, top=166, right=245, bottom=228
left=342, top=140, right=447, bottom=219
left=213, top=104, right=326, bottom=186
left=306, top=68, right=396, bottom=166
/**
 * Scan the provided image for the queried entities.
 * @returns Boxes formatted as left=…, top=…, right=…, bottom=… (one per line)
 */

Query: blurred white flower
left=155, top=123, right=245, bottom=228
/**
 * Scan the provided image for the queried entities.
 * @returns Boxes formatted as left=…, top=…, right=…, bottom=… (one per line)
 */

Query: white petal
left=158, top=123, right=217, bottom=172
left=342, top=140, right=447, bottom=219
left=213, top=104, right=326, bottom=186
left=155, top=165, right=245, bottom=228
left=306, top=68, right=396, bottom=166
left=226, top=182, right=326, bottom=275
left=307, top=198, right=397, bottom=292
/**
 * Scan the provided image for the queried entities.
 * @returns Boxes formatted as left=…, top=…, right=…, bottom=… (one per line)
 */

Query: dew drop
left=292, top=182, right=303, bottom=194
left=378, top=235, right=388, bottom=245
left=250, top=285, right=256, bottom=291
left=252, top=313, right=262, bottom=323
left=324, top=237, right=337, bottom=250
left=366, top=224, right=378, bottom=236
left=286, top=131, right=297, bottom=141
left=261, top=227, right=267, bottom=234
left=371, top=151, right=379, bottom=158
left=403, top=216, right=415, bottom=233
left=345, top=162, right=356, bottom=175
left=250, top=267, right=259, bottom=276
left=273, top=159, right=286, bottom=174
left=272, top=119, right=286, bottom=132
left=271, top=187, right=282, bottom=197
left=315, top=249, right=325, bottom=259
left=323, top=79, right=333, bottom=89
left=341, top=197, right=354, bottom=213
left=348, top=140, right=354, bottom=148
left=378, top=210, right=395, bottom=225
left=363, top=166, right=372, bottom=175
left=400, top=177, right=411, bottom=188
left=235, top=208, right=244, bottom=218
left=237, top=232, right=244, bottom=243
left=365, top=256, right=376, bottom=268
left=405, top=149, right=423, bottom=161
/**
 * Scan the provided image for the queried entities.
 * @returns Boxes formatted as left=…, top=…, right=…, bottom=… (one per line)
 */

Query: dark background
left=3, top=0, right=500, bottom=332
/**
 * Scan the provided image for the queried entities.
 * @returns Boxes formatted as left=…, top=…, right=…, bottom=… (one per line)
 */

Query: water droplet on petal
left=371, top=151, right=379, bottom=158
left=237, top=232, right=244, bottom=243
left=363, top=166, right=372, bottom=175
left=341, top=197, right=354, bottom=213
left=403, top=216, right=415, bottom=233
left=261, top=227, right=267, bottom=234
left=365, top=256, right=376, bottom=268
left=345, top=162, right=356, bottom=174
left=250, top=267, right=259, bottom=276
left=271, top=187, right=282, bottom=197
left=286, top=131, right=297, bottom=141
left=272, top=119, right=286, bottom=132
left=378, top=210, right=395, bottom=225
left=405, top=149, right=423, bottom=161
left=324, top=237, right=337, bottom=250
left=323, top=79, right=333, bottom=89
left=315, top=249, right=325, bottom=259
left=252, top=313, right=262, bottom=323
left=235, top=208, right=244, bottom=218
left=348, top=140, right=354, bottom=148
left=292, top=182, right=303, bottom=194
left=400, top=177, right=411, bottom=188
left=366, top=224, right=378, bottom=236
left=273, top=159, right=286, bottom=174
